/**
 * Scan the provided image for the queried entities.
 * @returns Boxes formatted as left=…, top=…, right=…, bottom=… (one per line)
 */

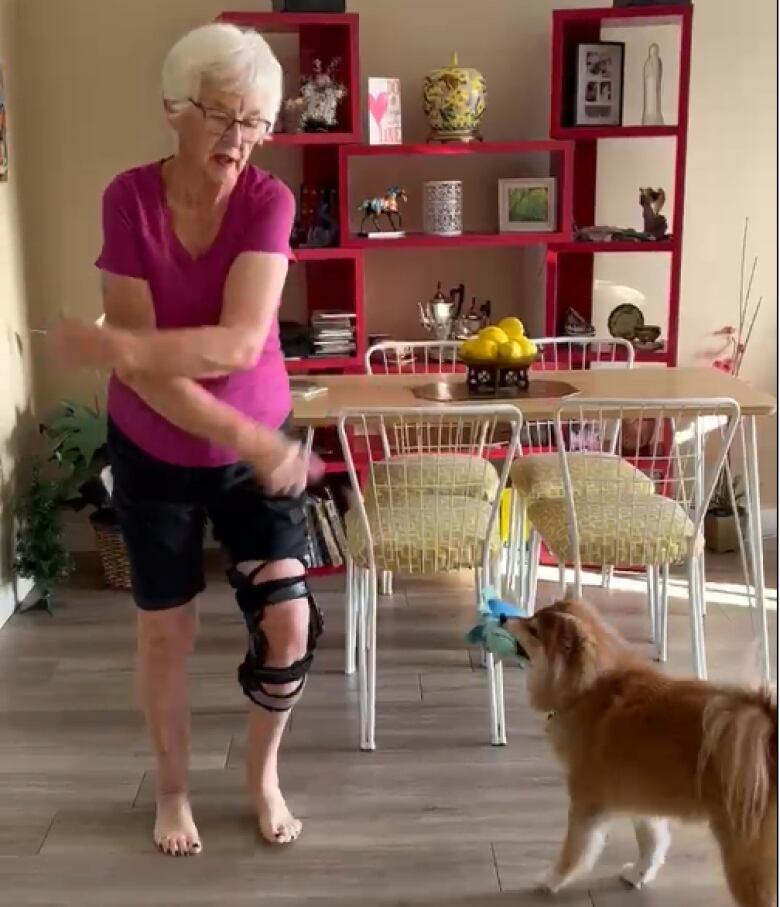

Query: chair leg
left=486, top=651, right=507, bottom=746
left=379, top=570, right=394, bottom=596
left=526, top=531, right=541, bottom=615
left=686, top=557, right=707, bottom=679
left=657, top=563, right=669, bottom=663
left=516, top=498, right=527, bottom=602
left=345, top=558, right=358, bottom=675
left=359, top=567, right=378, bottom=751
left=645, top=565, right=658, bottom=645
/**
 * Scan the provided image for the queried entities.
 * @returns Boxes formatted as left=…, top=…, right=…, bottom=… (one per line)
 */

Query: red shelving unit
left=548, top=4, right=693, bottom=365
left=339, top=139, right=574, bottom=250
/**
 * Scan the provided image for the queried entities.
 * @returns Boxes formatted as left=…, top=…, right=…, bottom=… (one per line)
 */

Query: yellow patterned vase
left=422, top=51, right=487, bottom=143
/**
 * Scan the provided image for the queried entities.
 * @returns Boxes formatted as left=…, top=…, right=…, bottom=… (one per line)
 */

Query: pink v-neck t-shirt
left=95, top=160, right=295, bottom=468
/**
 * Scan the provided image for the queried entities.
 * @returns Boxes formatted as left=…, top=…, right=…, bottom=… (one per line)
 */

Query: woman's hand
left=49, top=317, right=127, bottom=372
left=247, top=435, right=325, bottom=497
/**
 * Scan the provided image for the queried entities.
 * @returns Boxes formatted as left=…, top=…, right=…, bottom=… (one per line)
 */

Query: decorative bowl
left=458, top=352, right=541, bottom=395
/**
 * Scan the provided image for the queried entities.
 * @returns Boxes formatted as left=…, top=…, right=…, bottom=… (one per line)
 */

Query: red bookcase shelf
left=339, top=140, right=574, bottom=249
left=285, top=356, right=360, bottom=373
left=547, top=4, right=693, bottom=366
left=218, top=5, right=693, bottom=377
left=270, top=132, right=357, bottom=146
left=551, top=125, right=679, bottom=141
left=550, top=240, right=676, bottom=255
left=344, top=231, right=571, bottom=251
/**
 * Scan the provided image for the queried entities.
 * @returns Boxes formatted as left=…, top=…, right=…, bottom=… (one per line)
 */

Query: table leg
left=742, top=416, right=771, bottom=680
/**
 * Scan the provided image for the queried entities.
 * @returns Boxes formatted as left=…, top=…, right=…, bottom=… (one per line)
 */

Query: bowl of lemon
left=458, top=317, right=540, bottom=395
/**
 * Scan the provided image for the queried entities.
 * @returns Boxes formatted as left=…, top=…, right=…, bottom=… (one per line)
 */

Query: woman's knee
left=137, top=601, right=198, bottom=659
left=243, top=559, right=309, bottom=664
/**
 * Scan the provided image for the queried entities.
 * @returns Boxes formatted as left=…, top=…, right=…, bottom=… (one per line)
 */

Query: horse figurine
left=359, top=185, right=408, bottom=233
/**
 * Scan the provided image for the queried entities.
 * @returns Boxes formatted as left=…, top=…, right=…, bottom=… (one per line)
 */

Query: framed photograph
left=498, top=178, right=556, bottom=233
left=573, top=42, right=624, bottom=127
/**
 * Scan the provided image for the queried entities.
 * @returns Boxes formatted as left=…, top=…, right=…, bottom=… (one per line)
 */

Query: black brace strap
left=230, top=569, right=324, bottom=712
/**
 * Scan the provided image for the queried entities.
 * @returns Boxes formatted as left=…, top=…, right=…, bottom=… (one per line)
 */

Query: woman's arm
left=55, top=250, right=289, bottom=379
left=98, top=272, right=317, bottom=494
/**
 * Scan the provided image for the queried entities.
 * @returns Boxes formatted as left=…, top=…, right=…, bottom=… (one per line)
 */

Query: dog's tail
left=697, top=686, right=777, bottom=839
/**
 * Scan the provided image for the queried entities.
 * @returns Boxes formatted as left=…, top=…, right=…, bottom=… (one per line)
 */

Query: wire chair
left=337, top=404, right=523, bottom=751
left=507, top=336, right=636, bottom=603
left=365, top=340, right=463, bottom=375
left=526, top=397, right=741, bottom=679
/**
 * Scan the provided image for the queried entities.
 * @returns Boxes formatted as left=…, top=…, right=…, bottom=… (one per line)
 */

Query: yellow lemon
left=459, top=339, right=479, bottom=358
left=498, top=340, right=524, bottom=363
left=470, top=338, right=499, bottom=360
left=478, top=326, right=509, bottom=345
left=518, top=337, right=538, bottom=357
left=497, top=317, right=525, bottom=340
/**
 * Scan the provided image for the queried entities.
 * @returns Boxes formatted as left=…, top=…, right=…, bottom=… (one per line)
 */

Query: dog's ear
left=540, top=610, right=600, bottom=691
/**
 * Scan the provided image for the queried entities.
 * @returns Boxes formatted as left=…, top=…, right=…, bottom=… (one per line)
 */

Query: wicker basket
left=90, top=515, right=132, bottom=591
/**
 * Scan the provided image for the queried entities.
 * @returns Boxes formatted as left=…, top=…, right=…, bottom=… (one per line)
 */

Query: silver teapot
left=417, top=282, right=465, bottom=341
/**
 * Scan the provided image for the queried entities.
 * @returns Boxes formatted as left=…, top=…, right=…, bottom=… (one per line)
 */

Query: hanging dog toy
left=465, top=586, right=529, bottom=666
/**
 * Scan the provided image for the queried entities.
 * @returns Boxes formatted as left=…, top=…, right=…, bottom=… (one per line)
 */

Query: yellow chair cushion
left=527, top=494, right=696, bottom=566
left=368, top=453, right=500, bottom=503
left=345, top=493, right=501, bottom=573
left=511, top=453, right=655, bottom=504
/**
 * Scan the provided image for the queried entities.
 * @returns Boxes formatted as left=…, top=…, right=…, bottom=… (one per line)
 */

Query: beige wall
left=0, top=0, right=36, bottom=625
left=11, top=0, right=777, bottom=504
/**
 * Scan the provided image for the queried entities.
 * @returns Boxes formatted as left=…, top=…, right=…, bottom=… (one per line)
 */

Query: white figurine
left=642, top=43, right=664, bottom=126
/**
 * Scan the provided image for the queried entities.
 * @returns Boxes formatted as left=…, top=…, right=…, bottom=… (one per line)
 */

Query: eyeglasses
left=188, top=99, right=272, bottom=140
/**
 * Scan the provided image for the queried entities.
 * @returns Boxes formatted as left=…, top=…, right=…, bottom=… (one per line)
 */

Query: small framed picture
left=498, top=178, right=557, bottom=233
left=573, top=42, right=624, bottom=127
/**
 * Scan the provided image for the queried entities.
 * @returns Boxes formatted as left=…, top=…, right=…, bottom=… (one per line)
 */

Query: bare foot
left=256, top=785, right=302, bottom=845
left=154, top=792, right=202, bottom=856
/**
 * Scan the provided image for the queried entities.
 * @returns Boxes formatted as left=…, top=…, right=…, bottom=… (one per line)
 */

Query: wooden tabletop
left=291, top=367, right=777, bottom=426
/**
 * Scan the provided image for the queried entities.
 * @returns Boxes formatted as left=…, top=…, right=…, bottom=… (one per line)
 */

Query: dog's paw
left=620, top=862, right=657, bottom=890
left=534, top=868, right=563, bottom=895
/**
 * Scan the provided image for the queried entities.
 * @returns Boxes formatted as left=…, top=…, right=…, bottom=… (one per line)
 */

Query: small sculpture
left=642, top=43, right=664, bottom=126
left=358, top=185, right=407, bottom=235
left=307, top=187, right=339, bottom=248
left=639, top=186, right=668, bottom=239
left=299, top=58, right=347, bottom=132
left=564, top=307, right=596, bottom=337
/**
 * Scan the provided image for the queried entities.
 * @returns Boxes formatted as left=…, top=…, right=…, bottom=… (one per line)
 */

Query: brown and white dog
left=505, top=598, right=777, bottom=907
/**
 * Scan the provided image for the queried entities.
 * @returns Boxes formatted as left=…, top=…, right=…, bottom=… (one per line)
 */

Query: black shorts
left=107, top=419, right=308, bottom=611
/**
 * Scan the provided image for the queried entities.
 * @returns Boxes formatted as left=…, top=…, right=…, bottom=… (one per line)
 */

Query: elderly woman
left=54, top=23, right=324, bottom=856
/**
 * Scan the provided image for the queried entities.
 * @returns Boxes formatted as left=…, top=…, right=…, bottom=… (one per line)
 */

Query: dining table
left=292, top=366, right=777, bottom=679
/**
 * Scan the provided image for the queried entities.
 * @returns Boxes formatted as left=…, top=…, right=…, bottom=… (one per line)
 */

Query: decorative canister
left=422, top=51, right=487, bottom=143
left=423, top=180, right=463, bottom=236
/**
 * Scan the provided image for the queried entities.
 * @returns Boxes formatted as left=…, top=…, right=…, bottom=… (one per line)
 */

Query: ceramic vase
left=422, top=52, right=487, bottom=143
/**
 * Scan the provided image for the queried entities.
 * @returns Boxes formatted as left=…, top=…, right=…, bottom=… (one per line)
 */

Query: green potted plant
left=39, top=399, right=132, bottom=590
left=14, top=460, right=72, bottom=613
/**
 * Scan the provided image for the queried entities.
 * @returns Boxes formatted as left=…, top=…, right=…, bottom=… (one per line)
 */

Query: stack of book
left=310, top=309, right=356, bottom=358
left=303, top=486, right=349, bottom=569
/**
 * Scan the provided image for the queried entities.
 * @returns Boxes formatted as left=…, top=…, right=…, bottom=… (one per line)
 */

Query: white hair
left=162, top=23, right=283, bottom=121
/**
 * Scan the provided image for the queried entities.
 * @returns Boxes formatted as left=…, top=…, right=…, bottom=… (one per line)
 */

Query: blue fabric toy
left=465, top=587, right=529, bottom=666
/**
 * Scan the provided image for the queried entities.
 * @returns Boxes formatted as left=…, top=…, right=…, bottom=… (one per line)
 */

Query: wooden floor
left=0, top=547, right=775, bottom=906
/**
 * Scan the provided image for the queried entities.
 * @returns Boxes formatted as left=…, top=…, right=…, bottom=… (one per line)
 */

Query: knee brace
left=229, top=567, right=324, bottom=712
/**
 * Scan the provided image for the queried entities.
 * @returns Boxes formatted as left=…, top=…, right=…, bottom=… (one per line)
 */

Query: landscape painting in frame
left=498, top=178, right=556, bottom=232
